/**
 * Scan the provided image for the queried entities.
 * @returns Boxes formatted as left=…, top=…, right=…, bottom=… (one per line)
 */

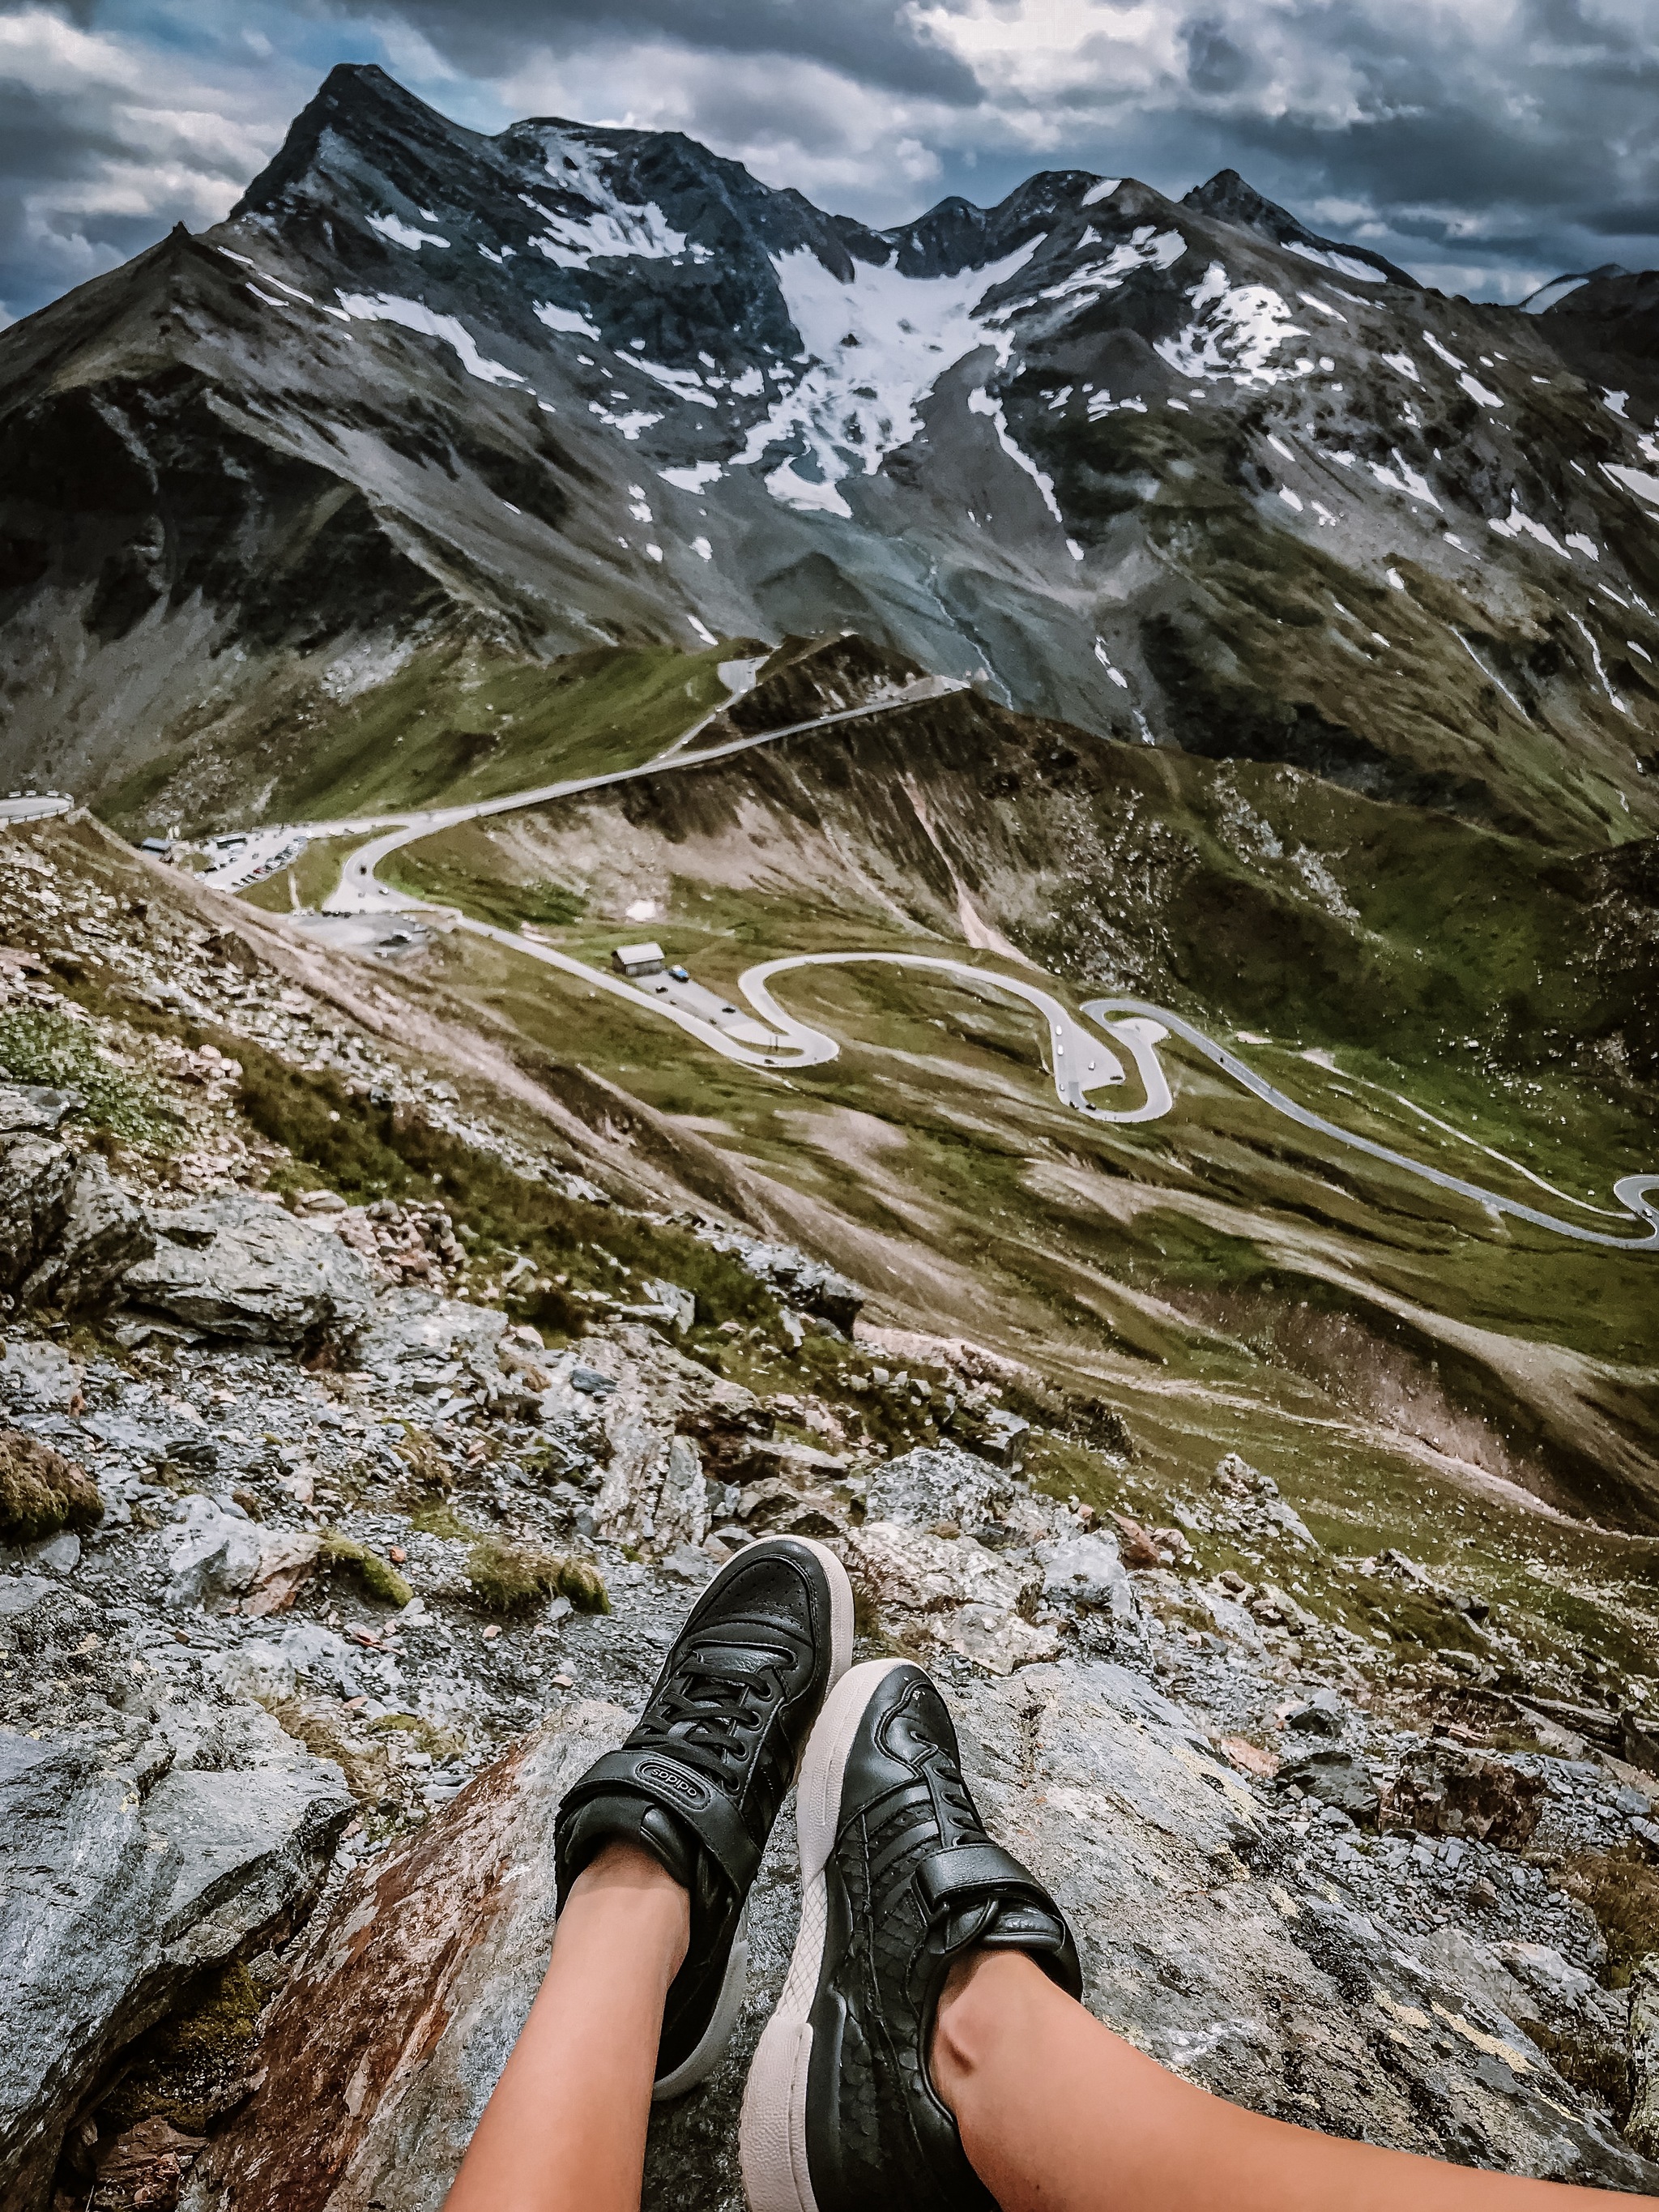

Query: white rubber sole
left=738, top=1657, right=912, bottom=2212
left=652, top=1537, right=856, bottom=2104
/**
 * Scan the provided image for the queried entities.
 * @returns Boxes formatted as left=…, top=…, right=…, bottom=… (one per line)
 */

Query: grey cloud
left=1182, top=19, right=1252, bottom=98
left=301, top=0, right=983, bottom=105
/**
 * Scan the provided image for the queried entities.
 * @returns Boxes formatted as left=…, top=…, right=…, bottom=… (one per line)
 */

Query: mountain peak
left=230, top=60, right=491, bottom=225
left=1183, top=166, right=1418, bottom=288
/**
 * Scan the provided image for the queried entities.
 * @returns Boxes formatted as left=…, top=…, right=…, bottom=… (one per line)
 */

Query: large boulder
left=122, top=1195, right=374, bottom=1343
left=1384, top=1744, right=1547, bottom=1850
left=844, top=1517, right=1060, bottom=1675
left=166, top=1497, right=267, bottom=1604
left=864, top=1443, right=1025, bottom=1542
left=178, top=1664, right=1657, bottom=2212
left=0, top=1723, right=352, bottom=2209
left=19, top=1153, right=153, bottom=1313
left=537, top=1326, right=757, bottom=1559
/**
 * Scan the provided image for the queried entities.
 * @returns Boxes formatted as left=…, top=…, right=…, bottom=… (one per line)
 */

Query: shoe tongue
left=686, top=1634, right=791, bottom=1680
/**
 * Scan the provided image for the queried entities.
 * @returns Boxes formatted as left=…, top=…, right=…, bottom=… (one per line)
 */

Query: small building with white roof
left=612, top=942, right=667, bottom=979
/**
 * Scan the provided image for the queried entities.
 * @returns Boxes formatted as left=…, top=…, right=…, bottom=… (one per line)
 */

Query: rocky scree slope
left=0, top=64, right=1657, bottom=847
left=5, top=829, right=1659, bottom=2208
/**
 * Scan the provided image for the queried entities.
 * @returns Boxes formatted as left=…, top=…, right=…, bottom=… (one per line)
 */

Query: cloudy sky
left=2, top=0, right=1657, bottom=326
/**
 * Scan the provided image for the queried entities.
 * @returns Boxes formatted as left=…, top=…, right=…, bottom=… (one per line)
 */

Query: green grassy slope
left=100, top=637, right=744, bottom=835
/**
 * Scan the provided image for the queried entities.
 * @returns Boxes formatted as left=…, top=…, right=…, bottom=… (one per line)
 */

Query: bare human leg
left=933, top=1947, right=1649, bottom=2212
left=442, top=1841, right=688, bottom=2212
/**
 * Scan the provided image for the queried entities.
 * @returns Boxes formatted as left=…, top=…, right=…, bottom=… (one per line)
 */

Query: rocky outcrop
left=20, top=1153, right=152, bottom=1313
left=697, top=1232, right=864, bottom=1334
left=0, top=1084, right=153, bottom=1314
left=177, top=1704, right=622, bottom=2212
left=1627, top=1954, right=1659, bottom=2159
left=174, top=1668, right=1658, bottom=2212
left=0, top=1694, right=352, bottom=2209
left=122, top=1195, right=373, bottom=1343
left=536, top=1324, right=757, bottom=1559
left=1384, top=1744, right=1548, bottom=1850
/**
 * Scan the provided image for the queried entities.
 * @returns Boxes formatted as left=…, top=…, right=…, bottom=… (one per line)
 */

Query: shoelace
left=642, top=1654, right=783, bottom=1777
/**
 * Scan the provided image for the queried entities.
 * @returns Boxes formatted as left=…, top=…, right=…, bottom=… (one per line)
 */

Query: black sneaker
left=740, top=1658, right=1081, bottom=2212
left=554, top=1535, right=852, bottom=2099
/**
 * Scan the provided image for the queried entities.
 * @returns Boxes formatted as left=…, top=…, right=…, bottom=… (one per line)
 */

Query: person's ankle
left=561, top=1840, right=692, bottom=1979
left=931, top=1947, right=995, bottom=2112
left=932, top=1946, right=1056, bottom=2112
left=569, top=1836, right=689, bottom=1902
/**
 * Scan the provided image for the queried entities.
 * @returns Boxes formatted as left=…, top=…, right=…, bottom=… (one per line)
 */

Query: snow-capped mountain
left=2, top=61, right=1657, bottom=845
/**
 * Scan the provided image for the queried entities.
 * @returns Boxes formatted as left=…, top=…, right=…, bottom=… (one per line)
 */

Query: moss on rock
left=465, top=1535, right=608, bottom=1616
left=318, top=1532, right=412, bottom=1608
left=0, top=1426, right=103, bottom=1542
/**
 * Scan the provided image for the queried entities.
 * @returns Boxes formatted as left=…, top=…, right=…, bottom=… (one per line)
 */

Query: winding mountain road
left=235, top=670, right=1657, bottom=1252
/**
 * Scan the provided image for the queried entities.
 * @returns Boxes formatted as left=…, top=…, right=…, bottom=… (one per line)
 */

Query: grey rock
left=167, top=1499, right=266, bottom=1603
left=845, top=1518, right=1059, bottom=1674
left=975, top=1404, right=1031, bottom=1468
left=1285, top=1697, right=1345, bottom=1737
left=1627, top=1954, right=1659, bottom=2159
left=645, top=1279, right=696, bottom=1333
left=541, top=1326, right=754, bottom=1559
left=1034, top=1530, right=1138, bottom=1621
left=19, top=1155, right=153, bottom=1312
left=211, top=1623, right=368, bottom=1706
left=0, top=1722, right=352, bottom=2210
left=702, top=1230, right=864, bottom=1330
left=356, top=1287, right=510, bottom=1394
left=0, top=1573, right=53, bottom=1618
left=0, top=1336, right=82, bottom=1410
left=864, top=1443, right=1032, bottom=1544
left=0, top=1134, right=76, bottom=1291
left=0, top=1085, right=80, bottom=1137
left=123, top=1194, right=374, bottom=1343
left=11, top=1531, right=80, bottom=1577
left=1279, top=1746, right=1382, bottom=1824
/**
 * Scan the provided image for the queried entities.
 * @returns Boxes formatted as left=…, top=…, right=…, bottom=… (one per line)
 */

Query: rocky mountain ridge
left=2, top=62, right=1657, bottom=845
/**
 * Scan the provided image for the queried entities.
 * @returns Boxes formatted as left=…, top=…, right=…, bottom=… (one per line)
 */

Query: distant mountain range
left=1, top=61, right=1657, bottom=847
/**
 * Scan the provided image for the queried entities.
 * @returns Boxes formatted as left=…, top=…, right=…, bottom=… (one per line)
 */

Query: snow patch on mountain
left=1369, top=453, right=1440, bottom=510
left=1081, top=177, right=1123, bottom=206
left=967, top=386, right=1073, bottom=544
left=335, top=293, right=522, bottom=385
left=1286, top=241, right=1384, bottom=284
left=1422, top=331, right=1467, bottom=371
left=534, top=301, right=598, bottom=339
left=660, top=463, right=724, bottom=493
left=1489, top=500, right=1572, bottom=557
left=522, top=130, right=708, bottom=267
left=1603, top=463, right=1659, bottom=509
left=631, top=357, right=718, bottom=408
left=1030, top=227, right=1187, bottom=311
left=367, top=213, right=451, bottom=252
left=1156, top=264, right=1310, bottom=388
left=731, top=240, right=1039, bottom=514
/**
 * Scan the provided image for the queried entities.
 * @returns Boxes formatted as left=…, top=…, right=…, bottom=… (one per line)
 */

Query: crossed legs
left=445, top=1840, right=1629, bottom=2212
